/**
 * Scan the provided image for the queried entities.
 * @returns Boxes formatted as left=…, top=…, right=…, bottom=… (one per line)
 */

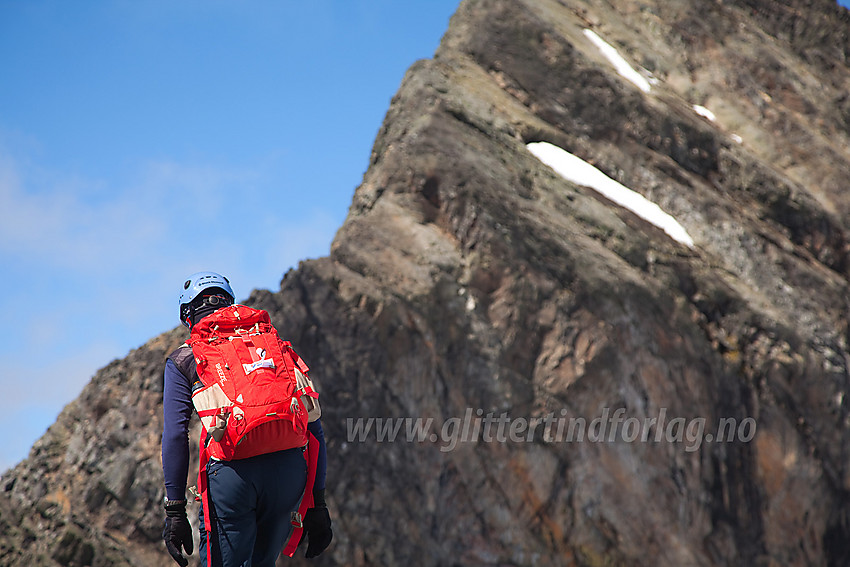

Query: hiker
left=161, top=271, right=332, bottom=566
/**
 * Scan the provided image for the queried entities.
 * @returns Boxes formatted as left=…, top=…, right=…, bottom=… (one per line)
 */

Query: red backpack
left=188, top=304, right=321, bottom=560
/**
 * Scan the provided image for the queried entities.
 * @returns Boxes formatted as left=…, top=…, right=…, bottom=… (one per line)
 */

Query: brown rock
left=3, top=0, right=850, bottom=565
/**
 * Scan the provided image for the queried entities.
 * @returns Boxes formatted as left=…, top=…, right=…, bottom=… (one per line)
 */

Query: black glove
left=163, top=500, right=193, bottom=566
left=303, top=489, right=333, bottom=558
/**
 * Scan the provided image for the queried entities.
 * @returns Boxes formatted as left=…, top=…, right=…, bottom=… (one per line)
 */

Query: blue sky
left=2, top=1, right=849, bottom=476
left=0, top=1, right=461, bottom=474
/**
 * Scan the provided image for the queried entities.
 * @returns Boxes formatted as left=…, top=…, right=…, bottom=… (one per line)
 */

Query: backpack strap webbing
left=282, top=431, right=319, bottom=557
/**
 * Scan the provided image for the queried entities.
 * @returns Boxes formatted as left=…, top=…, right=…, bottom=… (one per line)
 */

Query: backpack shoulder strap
left=279, top=340, right=321, bottom=421
left=168, top=343, right=197, bottom=382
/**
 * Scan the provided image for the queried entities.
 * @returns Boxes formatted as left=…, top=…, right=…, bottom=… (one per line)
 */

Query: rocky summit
left=3, top=0, right=850, bottom=565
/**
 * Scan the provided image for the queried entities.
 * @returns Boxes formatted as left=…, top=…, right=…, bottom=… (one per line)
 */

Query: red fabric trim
left=198, top=441, right=213, bottom=567
left=282, top=433, right=319, bottom=557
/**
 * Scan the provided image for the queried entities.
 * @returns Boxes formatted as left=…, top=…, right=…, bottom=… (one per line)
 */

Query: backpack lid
left=190, top=305, right=272, bottom=339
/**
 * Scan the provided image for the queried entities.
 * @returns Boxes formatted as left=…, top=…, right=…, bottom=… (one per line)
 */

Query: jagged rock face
left=3, top=0, right=850, bottom=565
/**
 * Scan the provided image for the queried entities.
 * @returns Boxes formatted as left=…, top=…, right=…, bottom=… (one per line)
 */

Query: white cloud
left=0, top=146, right=343, bottom=473
left=0, top=157, right=166, bottom=275
left=0, top=338, right=119, bottom=474
left=3, top=338, right=116, bottom=410
left=262, top=209, right=338, bottom=273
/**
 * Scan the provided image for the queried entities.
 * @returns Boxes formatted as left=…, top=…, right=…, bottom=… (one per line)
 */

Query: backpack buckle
left=290, top=511, right=303, bottom=528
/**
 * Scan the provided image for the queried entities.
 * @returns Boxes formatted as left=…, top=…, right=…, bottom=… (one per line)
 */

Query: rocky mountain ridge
left=3, top=0, right=850, bottom=565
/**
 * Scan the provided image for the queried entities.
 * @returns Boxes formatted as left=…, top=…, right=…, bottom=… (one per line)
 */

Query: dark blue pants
left=199, top=448, right=307, bottom=567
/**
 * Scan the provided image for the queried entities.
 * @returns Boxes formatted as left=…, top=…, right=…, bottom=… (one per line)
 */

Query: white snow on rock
left=583, top=29, right=651, bottom=93
left=527, top=142, right=695, bottom=248
left=692, top=105, right=716, bottom=122
left=692, top=105, right=744, bottom=144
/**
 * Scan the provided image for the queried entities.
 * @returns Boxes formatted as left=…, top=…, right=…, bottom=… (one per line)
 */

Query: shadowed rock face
left=3, top=0, right=850, bottom=565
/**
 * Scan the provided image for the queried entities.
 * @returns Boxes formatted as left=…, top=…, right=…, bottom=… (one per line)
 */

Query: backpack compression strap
left=198, top=440, right=214, bottom=567
left=282, top=431, right=319, bottom=557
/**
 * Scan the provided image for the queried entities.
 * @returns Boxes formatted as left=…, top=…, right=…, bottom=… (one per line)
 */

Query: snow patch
left=527, top=142, right=694, bottom=248
left=692, top=105, right=716, bottom=122
left=583, top=29, right=651, bottom=93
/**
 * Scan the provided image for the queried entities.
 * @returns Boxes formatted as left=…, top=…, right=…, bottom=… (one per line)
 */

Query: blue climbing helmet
left=178, top=271, right=236, bottom=327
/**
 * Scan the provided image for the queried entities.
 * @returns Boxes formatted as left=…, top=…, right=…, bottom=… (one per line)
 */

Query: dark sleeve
left=162, top=357, right=194, bottom=501
left=307, top=418, right=327, bottom=492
